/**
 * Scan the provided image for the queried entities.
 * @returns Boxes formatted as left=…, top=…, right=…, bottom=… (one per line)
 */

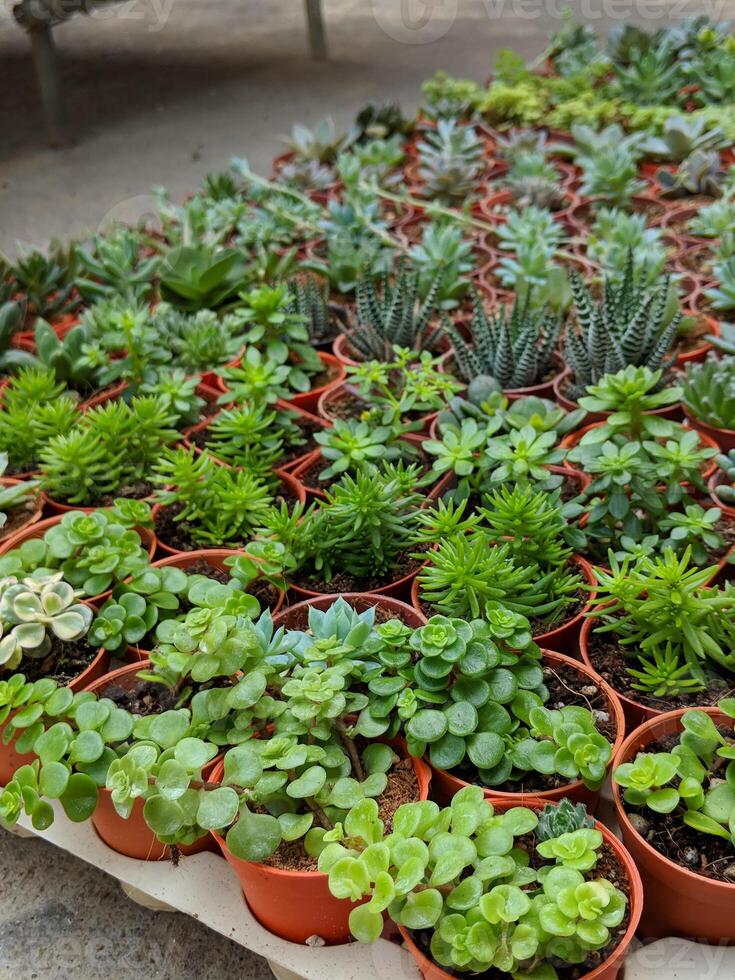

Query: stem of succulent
left=305, top=796, right=333, bottom=830
left=335, top=719, right=365, bottom=781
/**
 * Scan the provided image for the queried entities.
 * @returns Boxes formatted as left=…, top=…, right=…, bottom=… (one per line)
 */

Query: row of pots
left=5, top=588, right=731, bottom=970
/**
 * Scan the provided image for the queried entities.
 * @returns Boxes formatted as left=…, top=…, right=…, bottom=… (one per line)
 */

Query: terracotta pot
left=209, top=750, right=432, bottom=944
left=81, top=381, right=128, bottom=412
left=152, top=471, right=305, bottom=557
left=0, top=636, right=110, bottom=785
left=532, top=555, right=596, bottom=655
left=83, top=661, right=217, bottom=860
left=683, top=406, right=735, bottom=452
left=561, top=421, right=718, bottom=479
left=0, top=478, right=45, bottom=544
left=612, top=707, right=735, bottom=942
left=51, top=312, right=81, bottom=338
left=286, top=352, right=346, bottom=414
left=273, top=592, right=427, bottom=631
left=152, top=548, right=285, bottom=617
left=398, top=794, right=642, bottom=980
left=709, top=471, right=735, bottom=519
left=428, top=649, right=624, bottom=811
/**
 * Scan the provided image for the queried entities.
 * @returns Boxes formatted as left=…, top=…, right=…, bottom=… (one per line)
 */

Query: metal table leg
left=304, top=0, right=327, bottom=60
left=28, top=22, right=66, bottom=146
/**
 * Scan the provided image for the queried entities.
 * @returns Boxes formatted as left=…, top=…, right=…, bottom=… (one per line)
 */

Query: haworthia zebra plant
left=342, top=262, right=444, bottom=362
left=563, top=255, right=680, bottom=400
left=444, top=289, right=562, bottom=389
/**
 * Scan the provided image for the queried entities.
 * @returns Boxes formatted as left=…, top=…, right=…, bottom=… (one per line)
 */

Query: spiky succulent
left=444, top=290, right=561, bottom=390
left=563, top=256, right=680, bottom=400
left=341, top=263, right=444, bottom=362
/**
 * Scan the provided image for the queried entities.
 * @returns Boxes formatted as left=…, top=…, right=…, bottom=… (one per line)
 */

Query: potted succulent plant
left=612, top=701, right=735, bottom=941
left=319, top=791, right=642, bottom=980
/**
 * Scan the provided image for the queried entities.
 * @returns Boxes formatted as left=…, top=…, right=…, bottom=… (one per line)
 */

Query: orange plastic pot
left=152, top=471, right=305, bottom=557
left=273, top=592, right=427, bottom=631
left=532, top=554, right=596, bottom=655
left=152, top=548, right=285, bottom=617
left=209, top=750, right=432, bottom=944
left=0, top=636, right=110, bottom=785
left=612, top=707, right=735, bottom=942
left=683, top=406, right=735, bottom=452
left=81, top=381, right=128, bottom=411
left=398, top=795, right=642, bottom=980
left=0, top=478, right=45, bottom=545
left=429, top=650, right=625, bottom=811
left=285, top=352, right=346, bottom=414
left=83, top=660, right=217, bottom=860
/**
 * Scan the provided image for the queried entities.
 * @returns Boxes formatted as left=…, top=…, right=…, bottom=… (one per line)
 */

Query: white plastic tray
left=13, top=802, right=735, bottom=980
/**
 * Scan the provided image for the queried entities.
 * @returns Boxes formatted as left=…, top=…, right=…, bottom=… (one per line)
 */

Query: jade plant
left=317, top=790, right=627, bottom=979
left=354, top=611, right=612, bottom=790
left=614, top=699, right=735, bottom=852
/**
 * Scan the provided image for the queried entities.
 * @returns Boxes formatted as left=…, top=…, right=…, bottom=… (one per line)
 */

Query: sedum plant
left=316, top=790, right=627, bottom=979
left=0, top=366, right=80, bottom=474
left=614, top=699, right=735, bottom=850
left=588, top=549, right=735, bottom=696
left=39, top=396, right=178, bottom=506
left=0, top=453, right=39, bottom=535
left=682, top=357, right=735, bottom=431
left=563, top=257, right=681, bottom=400
left=444, top=290, right=561, bottom=390
left=152, top=447, right=276, bottom=549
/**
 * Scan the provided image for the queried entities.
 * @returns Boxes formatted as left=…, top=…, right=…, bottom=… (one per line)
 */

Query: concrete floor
left=0, top=1, right=730, bottom=977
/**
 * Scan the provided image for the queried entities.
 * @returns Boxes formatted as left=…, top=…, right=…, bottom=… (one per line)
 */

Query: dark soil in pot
left=620, top=727, right=735, bottom=884
left=408, top=839, right=631, bottom=979
left=439, top=660, right=615, bottom=795
left=584, top=628, right=733, bottom=712
left=293, top=545, right=428, bottom=595
left=0, top=491, right=43, bottom=540
left=3, top=638, right=100, bottom=686
left=105, top=679, right=181, bottom=715
left=57, top=480, right=154, bottom=509
left=262, top=756, right=419, bottom=872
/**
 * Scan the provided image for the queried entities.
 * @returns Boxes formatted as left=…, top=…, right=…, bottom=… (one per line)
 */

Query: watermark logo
left=371, top=0, right=459, bottom=44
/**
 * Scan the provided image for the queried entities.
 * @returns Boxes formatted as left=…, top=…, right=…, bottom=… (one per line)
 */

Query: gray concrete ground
left=0, top=0, right=716, bottom=253
left=0, top=0, right=729, bottom=977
